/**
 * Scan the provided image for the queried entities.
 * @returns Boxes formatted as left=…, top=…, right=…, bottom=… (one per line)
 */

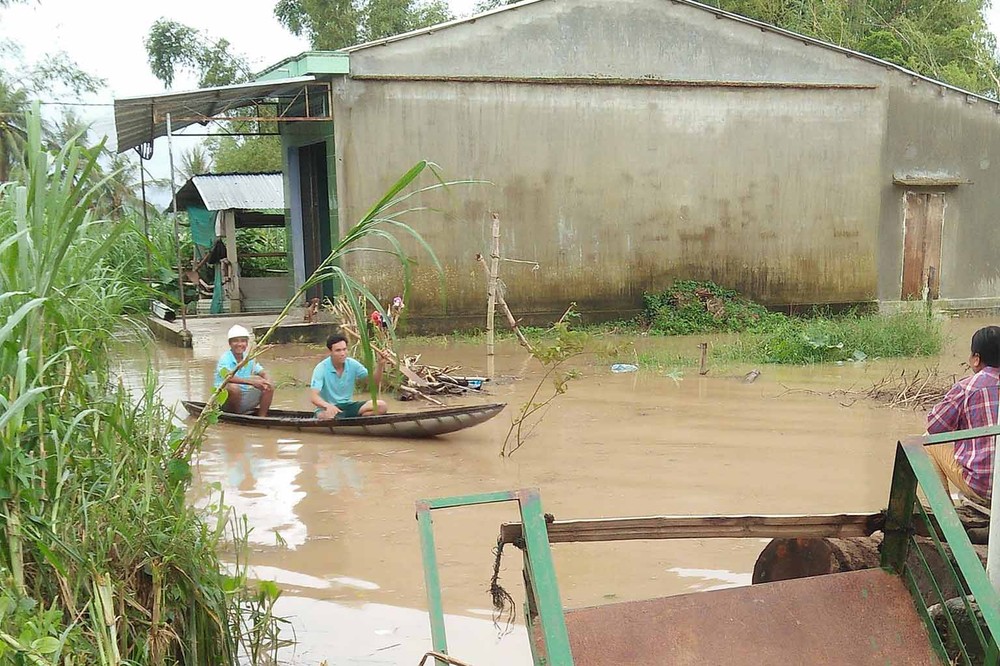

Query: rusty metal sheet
left=549, top=568, right=940, bottom=665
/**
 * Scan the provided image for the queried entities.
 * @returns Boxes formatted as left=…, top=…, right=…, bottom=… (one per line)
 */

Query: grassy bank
left=641, top=281, right=942, bottom=364
left=397, top=281, right=943, bottom=368
left=713, top=310, right=942, bottom=364
left=0, top=108, right=278, bottom=664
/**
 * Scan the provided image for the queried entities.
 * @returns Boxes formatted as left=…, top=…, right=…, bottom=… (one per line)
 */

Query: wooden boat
left=181, top=401, right=506, bottom=438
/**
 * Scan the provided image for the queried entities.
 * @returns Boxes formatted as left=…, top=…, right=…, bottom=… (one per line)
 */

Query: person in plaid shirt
left=926, top=326, right=1000, bottom=504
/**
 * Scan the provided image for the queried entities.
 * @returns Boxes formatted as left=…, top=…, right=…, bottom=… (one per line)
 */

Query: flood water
left=119, top=316, right=991, bottom=664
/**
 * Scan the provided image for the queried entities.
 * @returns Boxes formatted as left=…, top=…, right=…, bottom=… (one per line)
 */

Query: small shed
left=174, top=172, right=291, bottom=313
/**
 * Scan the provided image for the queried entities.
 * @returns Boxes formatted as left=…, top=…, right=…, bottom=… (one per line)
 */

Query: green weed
left=642, top=280, right=778, bottom=335
left=714, top=311, right=943, bottom=364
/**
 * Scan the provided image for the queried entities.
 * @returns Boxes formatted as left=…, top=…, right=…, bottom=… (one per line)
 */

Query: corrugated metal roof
left=174, top=172, right=284, bottom=212
left=342, top=0, right=1000, bottom=107
left=113, top=76, right=315, bottom=154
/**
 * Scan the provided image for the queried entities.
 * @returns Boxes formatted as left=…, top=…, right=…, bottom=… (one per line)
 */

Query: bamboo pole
left=486, top=213, right=501, bottom=378
left=475, top=254, right=534, bottom=354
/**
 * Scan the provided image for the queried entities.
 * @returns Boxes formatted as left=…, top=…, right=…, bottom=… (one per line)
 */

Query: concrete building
left=116, top=0, right=1000, bottom=330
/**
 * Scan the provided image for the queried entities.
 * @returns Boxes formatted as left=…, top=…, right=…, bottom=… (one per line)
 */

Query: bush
left=642, top=280, right=777, bottom=335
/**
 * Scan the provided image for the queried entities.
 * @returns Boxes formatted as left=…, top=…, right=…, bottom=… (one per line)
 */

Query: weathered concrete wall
left=880, top=80, right=1000, bottom=305
left=310, top=0, right=1000, bottom=328
left=349, top=0, right=882, bottom=85
left=333, top=78, right=885, bottom=327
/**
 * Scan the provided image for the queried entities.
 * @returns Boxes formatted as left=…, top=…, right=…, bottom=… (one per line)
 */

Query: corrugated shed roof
left=113, top=76, right=315, bottom=154
left=174, top=172, right=285, bottom=212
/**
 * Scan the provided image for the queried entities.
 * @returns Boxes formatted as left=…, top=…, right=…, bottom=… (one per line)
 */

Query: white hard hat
left=227, top=324, right=251, bottom=340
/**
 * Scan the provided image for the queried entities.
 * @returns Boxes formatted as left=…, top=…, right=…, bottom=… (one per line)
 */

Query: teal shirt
left=310, top=357, right=368, bottom=404
left=214, top=350, right=263, bottom=390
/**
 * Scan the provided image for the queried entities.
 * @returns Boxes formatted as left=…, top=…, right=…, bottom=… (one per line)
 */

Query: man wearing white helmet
left=214, top=325, right=274, bottom=416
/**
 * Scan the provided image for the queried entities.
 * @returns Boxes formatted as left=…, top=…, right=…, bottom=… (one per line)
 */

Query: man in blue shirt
left=310, top=334, right=387, bottom=419
left=215, top=325, right=274, bottom=416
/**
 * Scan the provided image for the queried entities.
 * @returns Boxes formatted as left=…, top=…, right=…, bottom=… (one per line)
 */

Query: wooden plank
left=901, top=191, right=927, bottom=300
left=500, top=512, right=884, bottom=545
left=924, top=192, right=945, bottom=300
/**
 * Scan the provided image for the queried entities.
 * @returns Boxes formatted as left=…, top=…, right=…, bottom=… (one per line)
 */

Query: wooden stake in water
left=699, top=342, right=709, bottom=375
left=165, top=113, right=189, bottom=338
left=486, top=213, right=501, bottom=378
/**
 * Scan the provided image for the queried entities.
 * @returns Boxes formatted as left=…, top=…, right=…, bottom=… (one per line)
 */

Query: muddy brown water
left=119, top=316, right=992, bottom=664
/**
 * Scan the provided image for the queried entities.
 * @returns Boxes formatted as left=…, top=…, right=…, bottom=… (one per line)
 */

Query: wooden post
left=698, top=343, right=708, bottom=375
left=222, top=210, right=241, bottom=313
left=475, top=254, right=534, bottom=354
left=486, top=213, right=501, bottom=378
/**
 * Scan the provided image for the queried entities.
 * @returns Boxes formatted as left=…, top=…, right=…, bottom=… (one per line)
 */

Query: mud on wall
left=332, top=78, right=884, bottom=329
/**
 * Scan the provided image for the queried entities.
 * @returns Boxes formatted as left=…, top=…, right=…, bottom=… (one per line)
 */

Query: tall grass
left=0, top=105, right=277, bottom=664
left=715, top=311, right=943, bottom=364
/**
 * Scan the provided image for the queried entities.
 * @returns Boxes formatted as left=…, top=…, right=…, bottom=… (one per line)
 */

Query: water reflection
left=196, top=434, right=308, bottom=549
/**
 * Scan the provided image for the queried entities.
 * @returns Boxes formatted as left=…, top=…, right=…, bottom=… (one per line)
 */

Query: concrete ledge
left=147, top=316, right=193, bottom=348
left=252, top=322, right=340, bottom=345
left=880, top=298, right=1000, bottom=317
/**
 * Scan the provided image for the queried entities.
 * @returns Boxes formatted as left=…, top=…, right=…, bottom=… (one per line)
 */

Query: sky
left=0, top=0, right=479, bottom=185
left=0, top=0, right=998, bottom=182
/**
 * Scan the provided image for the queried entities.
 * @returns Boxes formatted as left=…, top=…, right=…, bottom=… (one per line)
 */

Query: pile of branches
left=863, top=368, right=957, bottom=410
left=776, top=367, right=958, bottom=410
left=325, top=296, right=487, bottom=405
left=396, top=354, right=487, bottom=403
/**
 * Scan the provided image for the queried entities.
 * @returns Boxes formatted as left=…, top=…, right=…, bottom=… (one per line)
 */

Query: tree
left=473, top=0, right=517, bottom=13
left=207, top=134, right=283, bottom=173
left=50, top=108, right=149, bottom=219
left=706, top=0, right=1000, bottom=96
left=144, top=21, right=281, bottom=174
left=274, top=0, right=453, bottom=50
left=0, top=40, right=104, bottom=181
left=178, top=144, right=213, bottom=181
left=144, top=19, right=252, bottom=89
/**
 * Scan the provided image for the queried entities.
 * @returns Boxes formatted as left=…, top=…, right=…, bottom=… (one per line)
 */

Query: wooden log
left=398, top=385, right=445, bottom=406
left=752, top=533, right=988, bottom=607
left=752, top=536, right=882, bottom=584
left=499, top=512, right=884, bottom=545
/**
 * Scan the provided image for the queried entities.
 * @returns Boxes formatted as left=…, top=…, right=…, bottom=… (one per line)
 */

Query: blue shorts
left=225, top=387, right=261, bottom=414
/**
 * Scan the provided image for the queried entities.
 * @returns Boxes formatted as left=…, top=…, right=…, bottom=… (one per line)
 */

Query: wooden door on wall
left=298, top=142, right=332, bottom=300
left=901, top=191, right=944, bottom=300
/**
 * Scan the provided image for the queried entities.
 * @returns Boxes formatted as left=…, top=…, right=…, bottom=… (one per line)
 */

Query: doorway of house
left=901, top=191, right=945, bottom=301
left=298, top=141, right=332, bottom=300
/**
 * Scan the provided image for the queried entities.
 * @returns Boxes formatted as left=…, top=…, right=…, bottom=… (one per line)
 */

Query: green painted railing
left=882, top=426, right=1000, bottom=665
left=415, top=489, right=574, bottom=666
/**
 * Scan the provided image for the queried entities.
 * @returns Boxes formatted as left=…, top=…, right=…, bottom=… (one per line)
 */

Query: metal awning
left=175, top=172, right=284, bottom=212
left=113, top=76, right=320, bottom=153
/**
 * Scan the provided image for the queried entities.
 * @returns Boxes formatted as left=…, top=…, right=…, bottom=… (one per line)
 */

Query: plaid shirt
left=926, top=366, right=1000, bottom=499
